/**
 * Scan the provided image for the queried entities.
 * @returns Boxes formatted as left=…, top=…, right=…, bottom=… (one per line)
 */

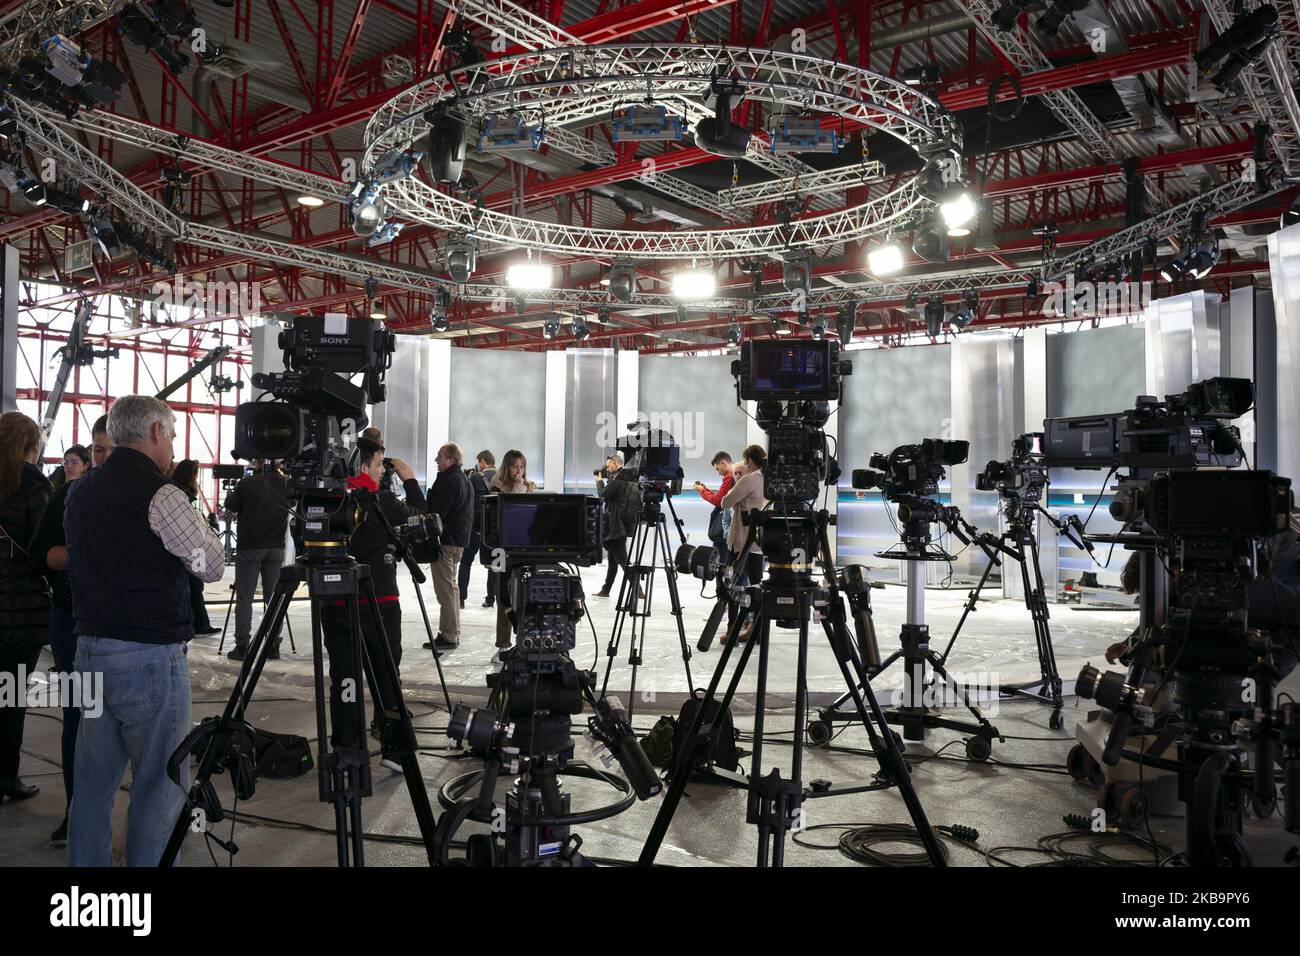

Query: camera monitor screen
left=1161, top=473, right=1286, bottom=536
left=748, top=341, right=831, bottom=398
left=497, top=495, right=588, bottom=551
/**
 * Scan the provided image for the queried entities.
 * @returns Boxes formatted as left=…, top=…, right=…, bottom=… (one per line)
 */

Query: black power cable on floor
left=792, top=821, right=979, bottom=866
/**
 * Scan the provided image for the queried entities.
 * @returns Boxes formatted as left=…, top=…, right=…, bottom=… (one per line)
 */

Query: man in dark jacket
left=459, top=449, right=495, bottom=608
left=64, top=396, right=225, bottom=867
left=223, top=461, right=290, bottom=660
left=321, top=436, right=423, bottom=771
left=595, top=453, right=640, bottom=598
left=428, top=442, right=473, bottom=650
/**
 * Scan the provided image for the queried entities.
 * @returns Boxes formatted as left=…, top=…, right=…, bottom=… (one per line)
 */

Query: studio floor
left=3, top=561, right=1297, bottom=867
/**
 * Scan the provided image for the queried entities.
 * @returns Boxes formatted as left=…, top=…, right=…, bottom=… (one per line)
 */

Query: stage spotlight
left=596, top=309, right=611, bottom=324
left=924, top=296, right=946, bottom=337
left=941, top=191, right=977, bottom=235
left=373, top=147, right=425, bottom=183
left=867, top=240, right=904, bottom=275
left=90, top=218, right=120, bottom=256
left=612, top=105, right=683, bottom=143
left=768, top=116, right=841, bottom=156
left=425, top=109, right=467, bottom=184
left=916, top=153, right=959, bottom=202
left=507, top=260, right=553, bottom=290
left=725, top=321, right=742, bottom=346
left=514, top=294, right=527, bottom=315
left=694, top=78, right=750, bottom=159
left=607, top=263, right=636, bottom=302
left=912, top=212, right=949, bottom=263
left=366, top=221, right=404, bottom=247
left=21, top=179, right=46, bottom=206
left=1036, top=0, right=1090, bottom=37
left=773, top=318, right=792, bottom=336
left=782, top=255, right=811, bottom=293
left=835, top=304, right=855, bottom=344
left=811, top=320, right=826, bottom=341
left=1187, top=235, right=1220, bottom=279
left=477, top=115, right=543, bottom=153
left=950, top=289, right=978, bottom=329
left=369, top=300, right=387, bottom=320
left=348, top=181, right=386, bottom=237
left=1159, top=251, right=1190, bottom=283
left=542, top=317, right=560, bottom=339
left=672, top=266, right=715, bottom=299
left=676, top=304, right=688, bottom=322
left=571, top=316, right=591, bottom=341
left=900, top=64, right=941, bottom=87
left=904, top=290, right=920, bottom=310
left=430, top=291, right=451, bottom=332
left=992, top=0, right=1028, bottom=31
left=1026, top=276, right=1041, bottom=300
left=295, top=194, right=325, bottom=208
left=1195, top=5, right=1278, bottom=81
left=444, top=236, right=476, bottom=283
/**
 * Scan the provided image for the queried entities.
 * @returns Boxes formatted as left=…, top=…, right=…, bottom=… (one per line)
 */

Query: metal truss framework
left=0, top=0, right=124, bottom=71
left=366, top=44, right=955, bottom=257
left=1202, top=0, right=1300, bottom=177
left=957, top=0, right=1122, bottom=162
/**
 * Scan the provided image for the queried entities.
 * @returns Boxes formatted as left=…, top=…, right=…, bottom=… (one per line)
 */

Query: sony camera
left=853, top=438, right=969, bottom=502
left=976, top=432, right=1047, bottom=503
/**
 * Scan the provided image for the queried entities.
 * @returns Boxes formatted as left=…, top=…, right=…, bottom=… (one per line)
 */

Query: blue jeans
left=68, top=638, right=191, bottom=867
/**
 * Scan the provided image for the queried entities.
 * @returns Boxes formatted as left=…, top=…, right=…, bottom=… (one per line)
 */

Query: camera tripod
left=160, top=497, right=441, bottom=867
left=638, top=507, right=946, bottom=867
left=813, top=501, right=1003, bottom=758
left=599, top=490, right=694, bottom=720
left=936, top=500, right=1080, bottom=730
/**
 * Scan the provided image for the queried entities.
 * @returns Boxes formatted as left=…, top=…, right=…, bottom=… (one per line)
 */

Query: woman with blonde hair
left=0, top=412, right=52, bottom=802
left=487, top=450, right=535, bottom=652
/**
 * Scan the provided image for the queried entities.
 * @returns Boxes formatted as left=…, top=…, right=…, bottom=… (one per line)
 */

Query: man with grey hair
left=64, top=395, right=226, bottom=866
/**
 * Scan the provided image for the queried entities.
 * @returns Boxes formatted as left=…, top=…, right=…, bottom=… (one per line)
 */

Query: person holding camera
left=594, top=453, right=638, bottom=598
left=0, top=412, right=52, bottom=807
left=223, top=460, right=290, bottom=661
left=322, top=436, right=422, bottom=771
left=694, top=451, right=735, bottom=556
left=428, top=442, right=473, bottom=651
left=459, top=450, right=495, bottom=609
left=64, top=396, right=226, bottom=866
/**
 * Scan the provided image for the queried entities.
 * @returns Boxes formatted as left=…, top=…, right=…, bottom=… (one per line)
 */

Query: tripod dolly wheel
left=1066, top=743, right=1088, bottom=781
left=1118, top=787, right=1149, bottom=830
left=806, top=718, right=833, bottom=748
left=1097, top=780, right=1122, bottom=824
left=965, top=736, right=992, bottom=762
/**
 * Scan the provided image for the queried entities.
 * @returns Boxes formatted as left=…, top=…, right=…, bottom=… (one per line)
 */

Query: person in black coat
left=459, top=450, right=495, bottom=608
left=595, top=453, right=640, bottom=598
left=0, top=413, right=53, bottom=803
left=427, top=443, right=473, bottom=650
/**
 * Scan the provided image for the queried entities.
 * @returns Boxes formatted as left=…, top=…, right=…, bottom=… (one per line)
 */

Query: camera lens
left=234, top=401, right=301, bottom=460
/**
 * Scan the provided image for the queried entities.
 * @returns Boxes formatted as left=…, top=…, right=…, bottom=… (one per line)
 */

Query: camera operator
left=694, top=451, right=735, bottom=555
left=459, top=450, right=495, bottom=610
left=594, top=452, right=639, bottom=599
left=322, top=436, right=422, bottom=771
left=64, top=396, right=226, bottom=866
left=223, top=460, right=290, bottom=661
left=427, top=442, right=473, bottom=652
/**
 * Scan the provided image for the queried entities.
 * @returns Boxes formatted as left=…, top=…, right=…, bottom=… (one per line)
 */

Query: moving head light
left=694, top=77, right=750, bottom=159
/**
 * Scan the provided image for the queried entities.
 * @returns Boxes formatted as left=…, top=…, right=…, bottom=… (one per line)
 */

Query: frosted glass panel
left=449, top=348, right=547, bottom=486
left=1046, top=324, right=1145, bottom=419
left=638, top=354, right=748, bottom=485
left=1271, top=222, right=1300, bottom=486
left=565, top=349, right=617, bottom=491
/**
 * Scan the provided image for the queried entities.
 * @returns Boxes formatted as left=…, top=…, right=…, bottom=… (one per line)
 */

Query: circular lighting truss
left=363, top=44, right=959, bottom=261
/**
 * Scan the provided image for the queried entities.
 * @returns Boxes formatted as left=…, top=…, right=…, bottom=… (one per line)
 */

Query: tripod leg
left=411, top=580, right=454, bottom=715
left=160, top=574, right=298, bottom=866
left=937, top=556, right=996, bottom=667
left=600, top=518, right=650, bottom=700
left=1025, top=536, right=1064, bottom=724
left=357, top=579, right=440, bottom=866
left=343, top=592, right=369, bottom=867
left=637, top=608, right=760, bottom=866
left=925, top=651, right=997, bottom=731
left=696, top=593, right=730, bottom=653
left=657, top=513, right=694, bottom=691
left=218, top=584, right=236, bottom=653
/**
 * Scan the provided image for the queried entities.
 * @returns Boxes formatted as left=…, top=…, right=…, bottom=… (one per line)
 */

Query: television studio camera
left=936, top=433, right=1095, bottom=730
left=1048, top=378, right=1300, bottom=861
left=597, top=421, right=696, bottom=716
left=844, top=438, right=1004, bottom=756
left=435, top=493, right=662, bottom=866
left=161, top=314, right=449, bottom=868
left=1074, top=469, right=1298, bottom=865
left=640, top=340, right=947, bottom=868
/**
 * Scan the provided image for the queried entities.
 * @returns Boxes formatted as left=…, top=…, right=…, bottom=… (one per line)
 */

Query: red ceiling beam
left=322, top=0, right=375, bottom=109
